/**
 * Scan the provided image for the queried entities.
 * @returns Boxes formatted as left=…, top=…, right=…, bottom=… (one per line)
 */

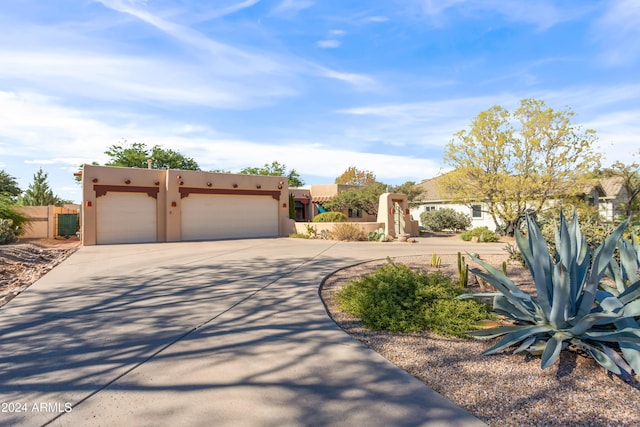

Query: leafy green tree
left=105, top=141, right=200, bottom=170
left=0, top=170, right=21, bottom=201
left=335, top=166, right=377, bottom=186
left=441, top=99, right=600, bottom=236
left=0, top=195, right=29, bottom=237
left=325, top=182, right=387, bottom=216
left=239, top=161, right=304, bottom=187
left=19, top=168, right=70, bottom=206
left=388, top=181, right=424, bottom=202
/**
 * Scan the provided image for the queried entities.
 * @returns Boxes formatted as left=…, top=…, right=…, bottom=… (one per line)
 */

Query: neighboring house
left=290, top=184, right=378, bottom=222
left=409, top=175, right=494, bottom=229
left=410, top=174, right=629, bottom=231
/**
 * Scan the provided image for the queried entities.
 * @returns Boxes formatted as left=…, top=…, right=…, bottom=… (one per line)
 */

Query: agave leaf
left=596, top=292, right=624, bottom=312
left=493, top=295, right=537, bottom=322
left=618, top=279, right=640, bottom=305
left=582, top=328, right=640, bottom=343
left=513, top=336, right=537, bottom=354
left=620, top=342, right=640, bottom=374
left=621, top=299, right=640, bottom=317
left=541, top=333, right=567, bottom=369
left=456, top=292, right=503, bottom=300
left=549, top=262, right=571, bottom=329
left=516, top=215, right=553, bottom=315
left=605, top=259, right=625, bottom=294
left=468, top=255, right=526, bottom=296
left=619, top=237, right=640, bottom=285
left=469, top=267, right=536, bottom=320
left=466, top=324, right=528, bottom=339
left=568, top=310, right=625, bottom=335
left=482, top=324, right=553, bottom=355
left=577, top=219, right=629, bottom=318
left=578, top=342, right=622, bottom=375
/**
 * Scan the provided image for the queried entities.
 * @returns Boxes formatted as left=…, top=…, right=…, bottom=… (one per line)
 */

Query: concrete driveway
left=0, top=238, right=504, bottom=426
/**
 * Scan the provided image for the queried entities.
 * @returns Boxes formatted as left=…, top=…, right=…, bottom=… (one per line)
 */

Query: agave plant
left=461, top=212, right=640, bottom=376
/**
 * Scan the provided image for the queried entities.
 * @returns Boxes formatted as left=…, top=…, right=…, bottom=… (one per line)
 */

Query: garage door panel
left=182, top=194, right=278, bottom=241
left=97, top=193, right=157, bottom=244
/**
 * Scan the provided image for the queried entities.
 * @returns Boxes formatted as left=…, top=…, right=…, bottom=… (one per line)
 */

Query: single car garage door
left=97, top=192, right=157, bottom=244
left=181, top=194, right=278, bottom=241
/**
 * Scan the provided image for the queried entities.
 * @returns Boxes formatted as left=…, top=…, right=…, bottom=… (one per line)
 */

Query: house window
left=424, top=206, right=436, bottom=212
left=472, top=205, right=482, bottom=218
left=348, top=208, right=362, bottom=218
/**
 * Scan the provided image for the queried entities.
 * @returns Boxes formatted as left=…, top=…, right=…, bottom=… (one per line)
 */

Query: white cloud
left=316, top=39, right=341, bottom=49
left=592, top=0, right=640, bottom=66
left=271, top=0, right=314, bottom=16
left=416, top=0, right=582, bottom=30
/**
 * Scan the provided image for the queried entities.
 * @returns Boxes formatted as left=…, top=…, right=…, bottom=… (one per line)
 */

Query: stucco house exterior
left=290, top=184, right=378, bottom=222
left=410, top=174, right=629, bottom=231
left=81, top=164, right=292, bottom=245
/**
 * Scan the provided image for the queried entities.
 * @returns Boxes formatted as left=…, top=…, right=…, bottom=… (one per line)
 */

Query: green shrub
left=460, top=226, right=500, bottom=242
left=368, top=227, right=386, bottom=242
left=0, top=196, right=29, bottom=237
left=462, top=211, right=640, bottom=376
left=329, top=223, right=367, bottom=241
left=288, top=233, right=309, bottom=239
left=313, top=212, right=347, bottom=222
left=420, top=208, right=471, bottom=232
left=337, top=261, right=493, bottom=336
left=0, top=218, right=19, bottom=245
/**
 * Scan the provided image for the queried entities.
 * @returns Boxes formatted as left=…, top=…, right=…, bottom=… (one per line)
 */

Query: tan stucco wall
left=377, top=193, right=419, bottom=237
left=17, top=205, right=81, bottom=239
left=81, top=165, right=289, bottom=245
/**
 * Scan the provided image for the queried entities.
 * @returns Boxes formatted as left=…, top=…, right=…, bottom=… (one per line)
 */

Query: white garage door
left=97, top=192, right=157, bottom=244
left=181, top=194, right=278, bottom=240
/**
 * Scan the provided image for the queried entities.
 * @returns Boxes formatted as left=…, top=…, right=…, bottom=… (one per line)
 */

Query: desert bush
left=337, top=261, right=493, bottom=336
left=460, top=226, right=500, bottom=242
left=288, top=233, right=309, bottom=239
left=0, top=196, right=28, bottom=237
left=313, top=212, right=347, bottom=223
left=329, top=223, right=367, bottom=241
left=420, top=208, right=471, bottom=232
left=0, top=218, right=19, bottom=245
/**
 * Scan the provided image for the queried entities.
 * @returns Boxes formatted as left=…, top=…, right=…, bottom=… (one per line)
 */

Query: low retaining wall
left=293, top=222, right=385, bottom=236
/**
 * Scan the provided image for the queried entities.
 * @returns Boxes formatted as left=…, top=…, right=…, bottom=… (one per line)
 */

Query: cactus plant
left=460, top=212, right=640, bottom=376
left=431, top=253, right=442, bottom=268
left=457, top=252, right=468, bottom=288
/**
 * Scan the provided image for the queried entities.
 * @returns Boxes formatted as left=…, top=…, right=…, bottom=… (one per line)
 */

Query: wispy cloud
left=416, top=0, right=584, bottom=30
left=592, top=0, right=640, bottom=66
left=316, top=40, right=341, bottom=49
left=271, top=0, right=314, bottom=16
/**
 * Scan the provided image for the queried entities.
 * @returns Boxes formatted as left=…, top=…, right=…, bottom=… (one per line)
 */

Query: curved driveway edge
left=0, top=238, right=503, bottom=426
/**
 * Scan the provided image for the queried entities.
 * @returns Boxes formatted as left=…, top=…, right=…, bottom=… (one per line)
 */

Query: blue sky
left=1, top=0, right=639, bottom=203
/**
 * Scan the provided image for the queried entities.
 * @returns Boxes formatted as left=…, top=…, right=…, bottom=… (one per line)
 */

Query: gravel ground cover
left=321, top=254, right=640, bottom=427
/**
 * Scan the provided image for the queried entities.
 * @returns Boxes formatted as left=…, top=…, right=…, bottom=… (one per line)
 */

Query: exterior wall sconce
left=92, top=178, right=98, bottom=183
left=233, top=183, right=238, bottom=188
left=256, top=184, right=261, bottom=189
left=278, top=181, right=284, bottom=189
left=125, top=179, right=131, bottom=184
left=177, top=175, right=181, bottom=179
left=86, top=201, right=92, bottom=207
left=154, top=180, right=160, bottom=185
left=207, top=182, right=212, bottom=187
left=282, top=203, right=287, bottom=208
left=171, top=201, right=177, bottom=207
left=179, top=181, right=184, bottom=185
left=405, top=209, right=410, bottom=215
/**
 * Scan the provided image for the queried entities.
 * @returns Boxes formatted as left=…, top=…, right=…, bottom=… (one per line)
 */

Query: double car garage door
left=96, top=192, right=279, bottom=244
